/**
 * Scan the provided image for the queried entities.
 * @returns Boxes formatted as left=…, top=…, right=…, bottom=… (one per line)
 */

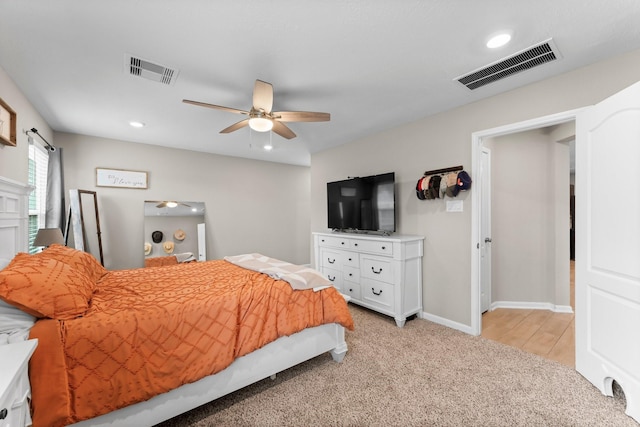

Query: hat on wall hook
left=152, top=230, right=163, bottom=243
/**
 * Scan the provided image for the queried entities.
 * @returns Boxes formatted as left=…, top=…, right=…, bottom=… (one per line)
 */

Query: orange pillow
left=36, top=244, right=107, bottom=283
left=0, top=254, right=95, bottom=319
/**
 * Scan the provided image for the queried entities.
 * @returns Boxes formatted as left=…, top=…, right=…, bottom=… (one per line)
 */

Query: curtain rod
left=424, top=165, right=463, bottom=176
left=26, top=127, right=56, bottom=150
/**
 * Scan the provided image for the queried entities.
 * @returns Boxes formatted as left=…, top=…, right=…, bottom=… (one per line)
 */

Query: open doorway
left=469, top=109, right=582, bottom=339
left=477, top=124, right=575, bottom=365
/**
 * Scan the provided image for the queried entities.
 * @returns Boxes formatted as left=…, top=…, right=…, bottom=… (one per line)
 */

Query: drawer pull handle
left=348, top=257, right=352, bottom=261
left=327, top=258, right=336, bottom=264
left=349, top=288, right=353, bottom=292
left=327, top=275, right=336, bottom=282
left=0, top=408, right=7, bottom=420
left=371, top=267, right=383, bottom=274
left=381, top=246, right=386, bottom=250
left=372, top=288, right=383, bottom=296
left=348, top=273, right=353, bottom=277
left=354, top=243, right=358, bottom=247
left=341, top=242, right=345, bottom=245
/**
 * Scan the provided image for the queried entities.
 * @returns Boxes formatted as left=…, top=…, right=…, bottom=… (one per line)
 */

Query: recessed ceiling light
left=263, top=143, right=273, bottom=151
left=486, top=33, right=511, bottom=49
left=129, top=121, right=145, bottom=128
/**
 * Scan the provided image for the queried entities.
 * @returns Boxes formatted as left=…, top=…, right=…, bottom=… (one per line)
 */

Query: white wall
left=55, top=132, right=310, bottom=270
left=0, top=66, right=52, bottom=183
left=310, top=48, right=640, bottom=329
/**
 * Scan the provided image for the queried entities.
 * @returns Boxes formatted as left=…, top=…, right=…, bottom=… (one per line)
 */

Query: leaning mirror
left=68, top=189, right=104, bottom=265
left=143, top=201, right=206, bottom=267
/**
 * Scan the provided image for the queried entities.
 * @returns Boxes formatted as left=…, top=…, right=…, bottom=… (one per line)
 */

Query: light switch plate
left=446, top=200, right=463, bottom=212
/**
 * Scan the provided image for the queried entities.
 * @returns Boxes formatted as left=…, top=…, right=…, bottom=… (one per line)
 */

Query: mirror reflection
left=143, top=201, right=206, bottom=267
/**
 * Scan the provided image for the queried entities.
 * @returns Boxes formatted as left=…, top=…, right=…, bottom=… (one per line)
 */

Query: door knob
left=484, top=237, right=492, bottom=243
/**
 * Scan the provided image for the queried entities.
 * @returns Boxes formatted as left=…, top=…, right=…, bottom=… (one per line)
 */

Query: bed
left=0, top=245, right=354, bottom=427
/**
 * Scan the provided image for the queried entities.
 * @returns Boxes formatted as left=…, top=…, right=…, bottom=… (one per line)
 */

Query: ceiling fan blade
left=273, top=111, right=330, bottom=122
left=183, top=99, right=249, bottom=115
left=272, top=121, right=296, bottom=139
left=220, top=118, right=250, bottom=134
left=253, top=80, right=273, bottom=113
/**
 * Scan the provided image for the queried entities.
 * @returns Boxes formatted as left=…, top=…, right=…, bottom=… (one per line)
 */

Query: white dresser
left=313, top=232, right=424, bottom=327
left=0, top=339, right=37, bottom=427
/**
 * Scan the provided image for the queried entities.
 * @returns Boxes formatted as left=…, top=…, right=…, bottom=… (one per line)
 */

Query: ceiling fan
left=182, top=79, right=330, bottom=139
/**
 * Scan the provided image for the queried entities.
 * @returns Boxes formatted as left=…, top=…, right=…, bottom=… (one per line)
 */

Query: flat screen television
left=327, top=172, right=395, bottom=234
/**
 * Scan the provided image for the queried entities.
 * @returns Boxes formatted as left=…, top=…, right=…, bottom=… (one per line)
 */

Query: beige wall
left=55, top=132, right=311, bottom=270
left=0, top=66, right=52, bottom=183
left=310, top=48, right=640, bottom=329
left=488, top=128, right=570, bottom=308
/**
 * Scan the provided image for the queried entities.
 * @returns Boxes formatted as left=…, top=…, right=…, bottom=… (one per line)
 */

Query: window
left=28, top=140, right=49, bottom=253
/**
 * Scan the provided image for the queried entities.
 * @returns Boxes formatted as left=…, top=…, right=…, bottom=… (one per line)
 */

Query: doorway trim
left=469, top=107, right=585, bottom=336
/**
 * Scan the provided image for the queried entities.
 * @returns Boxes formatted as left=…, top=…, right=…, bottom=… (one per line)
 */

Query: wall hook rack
left=423, top=165, right=463, bottom=176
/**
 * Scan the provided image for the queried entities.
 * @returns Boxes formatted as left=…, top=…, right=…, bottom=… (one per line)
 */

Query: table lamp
left=33, top=228, right=65, bottom=248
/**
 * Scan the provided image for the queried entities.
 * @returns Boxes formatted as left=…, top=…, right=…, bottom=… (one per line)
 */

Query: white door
left=197, top=222, right=206, bottom=261
left=480, top=147, right=492, bottom=313
left=575, top=81, right=640, bottom=422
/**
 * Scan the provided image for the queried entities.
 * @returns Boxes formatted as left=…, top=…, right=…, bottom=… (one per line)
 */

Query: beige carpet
left=157, top=305, right=635, bottom=427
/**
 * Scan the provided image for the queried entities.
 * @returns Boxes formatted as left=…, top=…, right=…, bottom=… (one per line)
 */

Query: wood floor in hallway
left=481, top=261, right=575, bottom=368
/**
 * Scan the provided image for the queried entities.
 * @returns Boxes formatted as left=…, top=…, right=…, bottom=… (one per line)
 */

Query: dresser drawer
left=342, top=280, right=361, bottom=300
left=317, top=235, right=351, bottom=249
left=351, top=239, right=393, bottom=256
left=321, top=266, right=342, bottom=291
left=343, top=266, right=360, bottom=283
left=361, top=255, right=394, bottom=283
left=362, top=280, right=394, bottom=311
left=342, top=252, right=359, bottom=267
left=320, top=248, right=344, bottom=268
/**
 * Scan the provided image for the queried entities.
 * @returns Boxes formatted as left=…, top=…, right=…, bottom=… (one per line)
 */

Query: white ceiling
left=1, top=1, right=639, bottom=166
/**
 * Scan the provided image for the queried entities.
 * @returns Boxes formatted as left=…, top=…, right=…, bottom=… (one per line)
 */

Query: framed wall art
left=0, top=97, right=17, bottom=147
left=96, top=168, right=148, bottom=189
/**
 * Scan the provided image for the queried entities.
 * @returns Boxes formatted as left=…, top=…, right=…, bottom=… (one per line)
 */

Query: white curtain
left=45, top=146, right=65, bottom=232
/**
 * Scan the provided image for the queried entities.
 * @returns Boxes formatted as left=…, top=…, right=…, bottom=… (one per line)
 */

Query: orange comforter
left=28, top=260, right=354, bottom=427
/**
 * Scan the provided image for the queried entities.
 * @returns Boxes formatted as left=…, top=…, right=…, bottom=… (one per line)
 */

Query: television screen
left=327, top=172, right=395, bottom=233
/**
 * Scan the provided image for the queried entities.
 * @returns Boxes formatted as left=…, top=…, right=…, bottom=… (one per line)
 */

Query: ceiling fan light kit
left=249, top=116, right=273, bottom=132
left=183, top=79, right=329, bottom=140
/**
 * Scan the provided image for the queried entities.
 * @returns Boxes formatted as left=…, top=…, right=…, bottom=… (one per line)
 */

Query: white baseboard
left=420, top=311, right=475, bottom=335
left=418, top=301, right=573, bottom=338
left=490, top=301, right=574, bottom=314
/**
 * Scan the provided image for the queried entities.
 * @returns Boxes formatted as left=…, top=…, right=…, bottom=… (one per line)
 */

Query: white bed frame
left=0, top=176, right=348, bottom=427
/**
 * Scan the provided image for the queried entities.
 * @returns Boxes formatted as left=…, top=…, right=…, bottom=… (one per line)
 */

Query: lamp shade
left=34, top=228, right=65, bottom=247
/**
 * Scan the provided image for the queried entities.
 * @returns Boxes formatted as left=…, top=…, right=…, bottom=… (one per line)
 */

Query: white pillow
left=0, top=299, right=36, bottom=343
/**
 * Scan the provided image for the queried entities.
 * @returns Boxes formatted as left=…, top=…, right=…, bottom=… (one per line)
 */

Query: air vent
left=455, top=39, right=561, bottom=90
left=125, top=54, right=179, bottom=85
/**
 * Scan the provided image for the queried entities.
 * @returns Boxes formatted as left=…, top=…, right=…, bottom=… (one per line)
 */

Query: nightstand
left=0, top=340, right=38, bottom=427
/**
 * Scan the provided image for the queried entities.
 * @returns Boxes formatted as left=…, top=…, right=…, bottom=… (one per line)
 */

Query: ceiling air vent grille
left=455, top=39, right=561, bottom=90
left=126, top=55, right=178, bottom=85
